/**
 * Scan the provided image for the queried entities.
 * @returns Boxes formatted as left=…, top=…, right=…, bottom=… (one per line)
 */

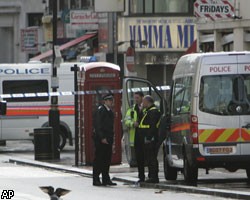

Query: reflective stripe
left=156, top=119, right=160, bottom=128
left=198, top=128, right=250, bottom=143
left=139, top=106, right=160, bottom=129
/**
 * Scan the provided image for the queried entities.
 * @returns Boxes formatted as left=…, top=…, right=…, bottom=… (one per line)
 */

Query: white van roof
left=173, top=51, right=250, bottom=78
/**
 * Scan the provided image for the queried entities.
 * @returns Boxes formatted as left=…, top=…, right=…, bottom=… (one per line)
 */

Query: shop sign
left=194, top=0, right=234, bottom=21
left=119, top=17, right=196, bottom=52
left=70, top=10, right=98, bottom=30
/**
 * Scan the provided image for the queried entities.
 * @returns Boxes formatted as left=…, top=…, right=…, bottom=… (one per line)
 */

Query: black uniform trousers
left=134, top=131, right=145, bottom=181
left=93, top=140, right=113, bottom=183
left=144, top=141, right=159, bottom=180
left=135, top=133, right=159, bottom=181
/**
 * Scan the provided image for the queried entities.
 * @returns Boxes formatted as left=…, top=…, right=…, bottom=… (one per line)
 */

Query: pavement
left=2, top=141, right=250, bottom=199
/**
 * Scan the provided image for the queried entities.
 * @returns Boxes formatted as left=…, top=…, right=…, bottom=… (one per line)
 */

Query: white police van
left=0, top=61, right=82, bottom=149
left=164, top=52, right=250, bottom=185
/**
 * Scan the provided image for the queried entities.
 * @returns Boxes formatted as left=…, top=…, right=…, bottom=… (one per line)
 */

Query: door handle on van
left=242, top=124, right=250, bottom=129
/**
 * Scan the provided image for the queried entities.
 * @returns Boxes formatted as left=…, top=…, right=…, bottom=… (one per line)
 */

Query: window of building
left=130, top=0, right=194, bottom=15
left=145, top=0, right=153, bottom=13
left=59, top=0, right=70, bottom=11
left=48, top=0, right=93, bottom=13
left=131, top=0, right=143, bottom=13
left=200, top=42, right=214, bottom=52
left=223, top=42, right=233, bottom=52
left=28, top=13, right=43, bottom=27
left=3, top=80, right=49, bottom=102
left=81, top=0, right=92, bottom=8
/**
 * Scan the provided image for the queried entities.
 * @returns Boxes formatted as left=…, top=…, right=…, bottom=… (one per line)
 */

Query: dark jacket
left=94, top=104, right=114, bottom=144
left=138, top=104, right=161, bottom=142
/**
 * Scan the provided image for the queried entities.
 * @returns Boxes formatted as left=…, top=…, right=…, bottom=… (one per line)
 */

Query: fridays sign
left=194, top=0, right=234, bottom=21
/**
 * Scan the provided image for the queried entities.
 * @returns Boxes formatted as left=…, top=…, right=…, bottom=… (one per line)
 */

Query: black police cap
left=102, top=93, right=114, bottom=100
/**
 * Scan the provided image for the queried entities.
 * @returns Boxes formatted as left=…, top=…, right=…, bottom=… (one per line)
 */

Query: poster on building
left=98, top=13, right=109, bottom=53
left=44, top=20, right=64, bottom=44
left=194, top=0, right=234, bottom=21
left=21, top=28, right=39, bottom=53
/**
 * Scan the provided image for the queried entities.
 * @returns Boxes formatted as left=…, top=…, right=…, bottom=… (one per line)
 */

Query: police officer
left=124, top=91, right=144, bottom=167
left=138, top=95, right=161, bottom=183
left=92, top=93, right=117, bottom=186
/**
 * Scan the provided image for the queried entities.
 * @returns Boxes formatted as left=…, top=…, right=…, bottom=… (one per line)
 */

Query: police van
left=0, top=61, right=81, bottom=150
left=164, top=52, right=250, bottom=184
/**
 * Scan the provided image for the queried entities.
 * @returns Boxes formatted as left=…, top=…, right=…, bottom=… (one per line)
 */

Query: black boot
left=93, top=178, right=102, bottom=186
left=102, top=180, right=117, bottom=186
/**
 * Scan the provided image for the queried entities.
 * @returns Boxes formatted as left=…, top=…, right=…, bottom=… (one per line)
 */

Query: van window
left=172, top=77, right=192, bottom=115
left=126, top=79, right=163, bottom=112
left=3, top=80, right=49, bottom=102
left=199, top=75, right=250, bottom=115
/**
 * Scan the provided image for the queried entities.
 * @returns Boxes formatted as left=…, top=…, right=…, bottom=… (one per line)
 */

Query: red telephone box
left=78, top=62, right=121, bottom=165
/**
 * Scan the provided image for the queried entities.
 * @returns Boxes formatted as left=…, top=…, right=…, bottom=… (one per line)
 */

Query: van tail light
left=191, top=115, right=198, bottom=144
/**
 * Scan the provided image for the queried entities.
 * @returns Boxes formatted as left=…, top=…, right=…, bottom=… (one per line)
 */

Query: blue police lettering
left=16, top=69, right=29, bottom=74
left=4, top=69, right=15, bottom=75
left=40, top=68, right=50, bottom=74
left=1, top=190, right=14, bottom=199
left=29, top=68, right=40, bottom=74
left=0, top=68, right=50, bottom=75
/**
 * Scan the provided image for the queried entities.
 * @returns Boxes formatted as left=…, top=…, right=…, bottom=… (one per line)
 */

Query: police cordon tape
left=0, top=86, right=170, bottom=99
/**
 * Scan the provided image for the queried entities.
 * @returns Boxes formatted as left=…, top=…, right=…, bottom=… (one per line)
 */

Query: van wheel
left=0, top=140, right=6, bottom=146
left=163, top=154, right=177, bottom=180
left=183, top=153, right=198, bottom=185
left=58, top=127, right=67, bottom=150
left=246, top=168, right=250, bottom=181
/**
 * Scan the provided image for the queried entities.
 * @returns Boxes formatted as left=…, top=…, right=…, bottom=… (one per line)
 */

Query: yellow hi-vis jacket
left=138, top=105, right=161, bottom=142
left=124, top=104, right=142, bottom=147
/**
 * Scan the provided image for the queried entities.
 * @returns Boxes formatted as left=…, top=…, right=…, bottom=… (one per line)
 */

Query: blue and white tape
left=0, top=86, right=170, bottom=99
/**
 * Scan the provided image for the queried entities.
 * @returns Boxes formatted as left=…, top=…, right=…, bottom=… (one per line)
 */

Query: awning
left=183, top=40, right=197, bottom=55
left=31, top=33, right=96, bottom=61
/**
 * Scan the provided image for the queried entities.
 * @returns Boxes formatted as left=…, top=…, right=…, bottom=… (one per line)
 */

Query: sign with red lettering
left=70, top=10, right=98, bottom=30
left=194, top=0, right=234, bottom=21
left=238, top=64, right=250, bottom=74
left=245, top=65, right=250, bottom=72
left=202, top=64, right=237, bottom=75
left=209, top=66, right=231, bottom=73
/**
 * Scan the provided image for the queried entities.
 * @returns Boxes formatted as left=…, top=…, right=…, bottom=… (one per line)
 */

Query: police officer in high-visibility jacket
left=138, top=95, right=161, bottom=183
left=124, top=91, right=144, bottom=167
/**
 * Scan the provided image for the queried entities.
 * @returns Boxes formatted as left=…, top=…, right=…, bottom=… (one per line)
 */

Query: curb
left=9, top=157, right=250, bottom=199
left=8, top=157, right=92, bottom=178
left=113, top=177, right=250, bottom=200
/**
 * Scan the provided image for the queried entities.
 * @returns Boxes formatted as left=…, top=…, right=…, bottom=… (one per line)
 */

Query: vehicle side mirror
left=0, top=101, right=7, bottom=115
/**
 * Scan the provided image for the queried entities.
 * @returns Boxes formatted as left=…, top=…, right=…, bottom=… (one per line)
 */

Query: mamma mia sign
left=118, top=17, right=196, bottom=52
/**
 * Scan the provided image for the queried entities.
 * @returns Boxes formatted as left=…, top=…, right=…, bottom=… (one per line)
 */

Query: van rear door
left=237, top=54, right=250, bottom=155
left=198, top=53, right=250, bottom=157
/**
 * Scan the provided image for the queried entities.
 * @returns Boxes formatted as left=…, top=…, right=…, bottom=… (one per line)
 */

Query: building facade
left=117, top=0, right=196, bottom=86
left=0, top=0, right=44, bottom=63
left=196, top=0, right=250, bottom=52
left=36, top=0, right=197, bottom=86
